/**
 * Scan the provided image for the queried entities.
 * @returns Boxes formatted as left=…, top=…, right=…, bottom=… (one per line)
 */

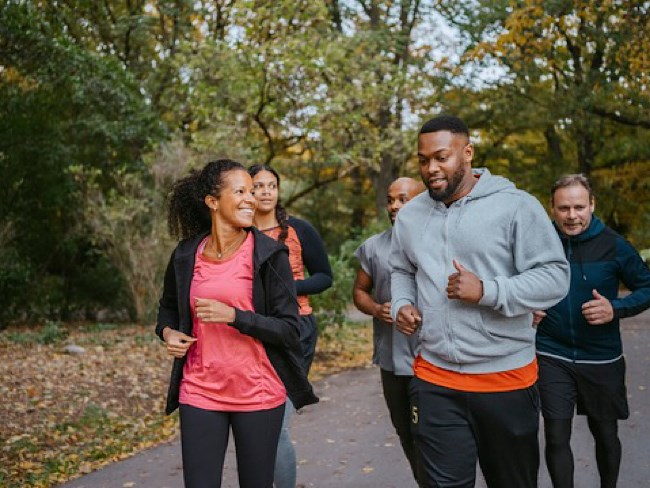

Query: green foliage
left=1, top=0, right=649, bottom=326
left=311, top=219, right=389, bottom=330
left=173, top=0, right=438, bottom=234
left=435, top=0, right=650, bottom=246
left=5, top=321, right=68, bottom=345
left=0, top=1, right=163, bottom=325
left=74, top=140, right=191, bottom=323
left=0, top=245, right=31, bottom=329
left=1, top=0, right=441, bottom=325
left=311, top=249, right=357, bottom=331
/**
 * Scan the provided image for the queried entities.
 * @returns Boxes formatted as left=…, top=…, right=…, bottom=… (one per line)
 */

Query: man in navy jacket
left=535, top=174, right=650, bottom=488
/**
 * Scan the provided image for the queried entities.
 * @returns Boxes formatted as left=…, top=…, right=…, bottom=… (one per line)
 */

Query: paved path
left=61, top=311, right=650, bottom=488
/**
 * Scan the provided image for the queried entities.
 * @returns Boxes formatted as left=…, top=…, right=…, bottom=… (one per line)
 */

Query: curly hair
left=168, top=159, right=246, bottom=240
left=248, top=164, right=289, bottom=243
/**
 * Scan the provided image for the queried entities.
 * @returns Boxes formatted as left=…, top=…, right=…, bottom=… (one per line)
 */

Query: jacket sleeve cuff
left=478, top=280, right=498, bottom=308
left=230, top=308, right=251, bottom=328
left=391, top=298, right=413, bottom=321
left=155, top=324, right=166, bottom=341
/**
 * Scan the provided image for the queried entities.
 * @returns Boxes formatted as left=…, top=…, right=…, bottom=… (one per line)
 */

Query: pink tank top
left=179, top=232, right=286, bottom=411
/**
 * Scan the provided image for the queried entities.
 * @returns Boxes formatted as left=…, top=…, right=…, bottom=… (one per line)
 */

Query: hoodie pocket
left=420, top=306, right=453, bottom=363
left=445, top=302, right=507, bottom=363
left=478, top=306, right=533, bottom=345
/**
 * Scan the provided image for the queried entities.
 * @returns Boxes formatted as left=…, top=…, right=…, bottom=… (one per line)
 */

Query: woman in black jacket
left=156, top=159, right=317, bottom=488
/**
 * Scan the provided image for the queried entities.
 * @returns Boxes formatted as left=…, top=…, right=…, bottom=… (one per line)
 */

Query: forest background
left=1, top=1, right=650, bottom=486
left=1, top=0, right=650, bottom=329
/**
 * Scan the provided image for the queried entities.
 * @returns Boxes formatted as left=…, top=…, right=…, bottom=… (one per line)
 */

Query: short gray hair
left=551, top=174, right=594, bottom=202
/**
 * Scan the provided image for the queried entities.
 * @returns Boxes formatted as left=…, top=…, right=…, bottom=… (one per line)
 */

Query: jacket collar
left=250, top=227, right=287, bottom=271
left=554, top=215, right=605, bottom=244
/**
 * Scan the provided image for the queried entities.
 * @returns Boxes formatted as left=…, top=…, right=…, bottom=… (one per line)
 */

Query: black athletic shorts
left=537, top=354, right=629, bottom=421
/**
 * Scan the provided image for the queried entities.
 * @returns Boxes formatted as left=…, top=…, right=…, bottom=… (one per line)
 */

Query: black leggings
left=179, top=403, right=285, bottom=488
left=544, top=417, right=621, bottom=488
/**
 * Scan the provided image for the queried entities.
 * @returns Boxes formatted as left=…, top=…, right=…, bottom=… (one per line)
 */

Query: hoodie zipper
left=444, top=205, right=458, bottom=363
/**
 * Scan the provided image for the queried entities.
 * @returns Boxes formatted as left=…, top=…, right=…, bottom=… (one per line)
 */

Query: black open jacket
left=156, top=227, right=319, bottom=414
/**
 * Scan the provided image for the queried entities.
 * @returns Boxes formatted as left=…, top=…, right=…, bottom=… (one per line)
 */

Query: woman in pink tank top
left=156, top=159, right=318, bottom=488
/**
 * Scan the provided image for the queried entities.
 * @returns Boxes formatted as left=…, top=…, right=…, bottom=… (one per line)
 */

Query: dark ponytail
left=248, top=164, right=290, bottom=243
left=168, top=159, right=245, bottom=240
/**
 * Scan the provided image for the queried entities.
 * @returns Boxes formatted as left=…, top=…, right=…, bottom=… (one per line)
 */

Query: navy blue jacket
left=156, top=228, right=319, bottom=414
left=536, top=216, right=650, bottom=361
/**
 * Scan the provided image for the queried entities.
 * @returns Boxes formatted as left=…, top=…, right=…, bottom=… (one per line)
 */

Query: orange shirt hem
left=414, top=355, right=538, bottom=392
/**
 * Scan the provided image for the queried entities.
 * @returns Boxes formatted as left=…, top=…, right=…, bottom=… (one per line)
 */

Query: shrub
left=0, top=247, right=32, bottom=330
left=311, top=219, right=389, bottom=330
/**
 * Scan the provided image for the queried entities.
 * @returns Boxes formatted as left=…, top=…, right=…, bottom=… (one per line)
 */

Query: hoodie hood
left=422, top=168, right=517, bottom=229
left=465, top=167, right=516, bottom=201
left=425, top=167, right=514, bottom=205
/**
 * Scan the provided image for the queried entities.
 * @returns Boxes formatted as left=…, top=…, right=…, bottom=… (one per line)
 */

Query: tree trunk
left=350, top=166, right=365, bottom=231
left=373, top=152, right=400, bottom=215
left=576, top=129, right=594, bottom=176
left=544, top=125, right=564, bottom=164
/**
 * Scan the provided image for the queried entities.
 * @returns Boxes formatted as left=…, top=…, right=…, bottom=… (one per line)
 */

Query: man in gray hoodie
left=390, top=115, right=570, bottom=488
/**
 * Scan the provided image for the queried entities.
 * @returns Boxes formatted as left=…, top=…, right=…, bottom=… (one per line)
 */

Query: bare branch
left=590, top=106, right=650, bottom=129
left=284, top=165, right=355, bottom=207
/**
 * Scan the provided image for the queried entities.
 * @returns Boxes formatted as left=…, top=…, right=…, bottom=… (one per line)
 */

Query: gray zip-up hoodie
left=390, top=168, right=569, bottom=374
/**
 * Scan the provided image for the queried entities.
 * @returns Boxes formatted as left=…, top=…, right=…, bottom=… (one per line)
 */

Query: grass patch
left=81, top=322, right=118, bottom=333
left=311, top=319, right=373, bottom=381
left=5, top=321, right=67, bottom=345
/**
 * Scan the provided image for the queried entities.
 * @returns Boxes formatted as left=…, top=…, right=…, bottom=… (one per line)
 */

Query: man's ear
left=464, top=143, right=473, bottom=164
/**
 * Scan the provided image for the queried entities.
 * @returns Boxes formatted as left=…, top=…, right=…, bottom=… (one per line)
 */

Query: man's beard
left=426, top=167, right=466, bottom=202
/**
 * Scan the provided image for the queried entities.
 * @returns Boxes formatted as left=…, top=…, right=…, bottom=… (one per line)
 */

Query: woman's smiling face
left=209, top=169, right=257, bottom=228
